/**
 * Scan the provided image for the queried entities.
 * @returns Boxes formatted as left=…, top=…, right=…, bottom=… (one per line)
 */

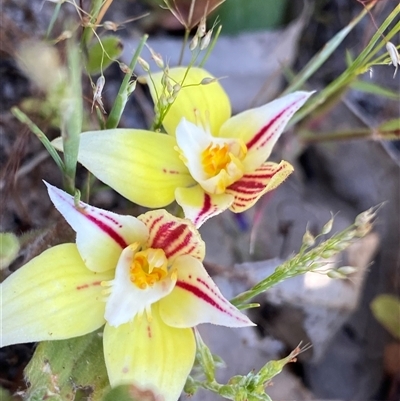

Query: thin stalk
left=11, top=107, right=65, bottom=173
left=178, top=28, right=190, bottom=65
left=81, top=0, right=104, bottom=49
left=282, top=2, right=374, bottom=95
left=46, top=0, right=63, bottom=39
left=61, top=38, right=83, bottom=194
left=106, top=34, right=148, bottom=129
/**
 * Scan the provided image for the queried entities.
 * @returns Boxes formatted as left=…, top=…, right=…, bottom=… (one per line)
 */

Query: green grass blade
left=106, top=34, right=148, bottom=129
left=11, top=107, right=65, bottom=172
left=61, top=39, right=83, bottom=194
left=282, top=3, right=372, bottom=95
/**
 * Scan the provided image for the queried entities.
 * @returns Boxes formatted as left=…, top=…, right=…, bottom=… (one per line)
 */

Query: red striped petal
left=45, top=182, right=148, bottom=272
left=159, top=255, right=254, bottom=328
left=226, top=161, right=294, bottom=213
left=219, top=91, right=313, bottom=172
left=138, top=210, right=205, bottom=262
left=175, top=185, right=234, bottom=228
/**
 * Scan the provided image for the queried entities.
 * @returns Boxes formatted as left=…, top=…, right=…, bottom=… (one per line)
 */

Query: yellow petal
left=103, top=304, right=195, bottom=401
left=175, top=185, right=234, bottom=228
left=53, top=129, right=194, bottom=208
left=147, top=67, right=231, bottom=136
left=226, top=161, right=294, bottom=213
left=1, top=244, right=113, bottom=347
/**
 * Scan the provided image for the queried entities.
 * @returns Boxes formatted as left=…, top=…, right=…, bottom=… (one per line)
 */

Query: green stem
left=178, top=28, right=190, bottom=65
left=106, top=34, right=148, bottom=129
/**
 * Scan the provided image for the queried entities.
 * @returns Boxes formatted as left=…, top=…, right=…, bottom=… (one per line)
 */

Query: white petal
left=45, top=182, right=148, bottom=272
left=104, top=246, right=176, bottom=327
left=159, top=255, right=255, bottom=328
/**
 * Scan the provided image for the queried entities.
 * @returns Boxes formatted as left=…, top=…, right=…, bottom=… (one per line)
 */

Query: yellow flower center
left=199, top=140, right=247, bottom=193
left=130, top=248, right=168, bottom=289
left=201, top=143, right=231, bottom=176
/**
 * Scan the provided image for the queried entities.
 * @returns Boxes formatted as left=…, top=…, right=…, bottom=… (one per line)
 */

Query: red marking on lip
left=76, top=284, right=89, bottom=290
left=148, top=215, right=163, bottom=235
left=194, top=193, right=212, bottom=226
left=162, top=168, right=180, bottom=174
left=76, top=281, right=102, bottom=290
left=164, top=229, right=192, bottom=258
left=147, top=325, right=152, bottom=338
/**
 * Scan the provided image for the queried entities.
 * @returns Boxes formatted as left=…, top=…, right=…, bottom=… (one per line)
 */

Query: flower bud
left=302, top=229, right=315, bottom=247
left=138, top=57, right=150, bottom=72
left=200, top=29, right=213, bottom=50
left=172, top=83, right=181, bottom=95
left=201, top=77, right=217, bottom=85
left=355, top=207, right=376, bottom=227
left=119, top=63, right=130, bottom=74
left=103, top=21, right=118, bottom=31
left=337, top=265, right=357, bottom=275
left=321, top=249, right=337, bottom=259
left=321, top=214, right=334, bottom=235
left=189, top=35, right=199, bottom=51
left=386, top=41, right=399, bottom=78
left=148, top=46, right=164, bottom=69
left=159, top=94, right=169, bottom=108
left=327, top=270, right=347, bottom=279
left=127, top=80, right=137, bottom=96
left=196, top=16, right=207, bottom=38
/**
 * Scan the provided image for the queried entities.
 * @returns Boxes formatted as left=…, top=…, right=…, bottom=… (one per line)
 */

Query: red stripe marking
left=165, top=230, right=192, bottom=258
left=151, top=221, right=175, bottom=249
left=176, top=280, right=249, bottom=323
left=245, top=99, right=300, bottom=151
left=76, top=280, right=102, bottom=290
left=54, top=189, right=128, bottom=248
left=176, top=281, right=227, bottom=314
left=148, top=215, right=164, bottom=234
left=84, top=213, right=128, bottom=249
left=195, top=193, right=212, bottom=226
left=196, top=278, right=228, bottom=304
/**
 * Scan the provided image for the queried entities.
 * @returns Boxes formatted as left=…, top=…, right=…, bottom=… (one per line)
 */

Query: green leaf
left=25, top=330, right=110, bottom=401
left=215, top=0, right=289, bottom=34
left=351, top=80, right=400, bottom=100
left=371, top=294, right=400, bottom=339
left=0, top=232, right=20, bottom=270
left=87, top=36, right=123, bottom=75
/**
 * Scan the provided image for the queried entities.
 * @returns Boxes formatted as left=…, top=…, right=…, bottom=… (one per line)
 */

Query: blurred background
left=1, top=0, right=399, bottom=400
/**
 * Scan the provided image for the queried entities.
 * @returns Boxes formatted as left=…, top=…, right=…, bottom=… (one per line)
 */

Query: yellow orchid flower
left=0, top=182, right=253, bottom=401
left=54, top=67, right=313, bottom=227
